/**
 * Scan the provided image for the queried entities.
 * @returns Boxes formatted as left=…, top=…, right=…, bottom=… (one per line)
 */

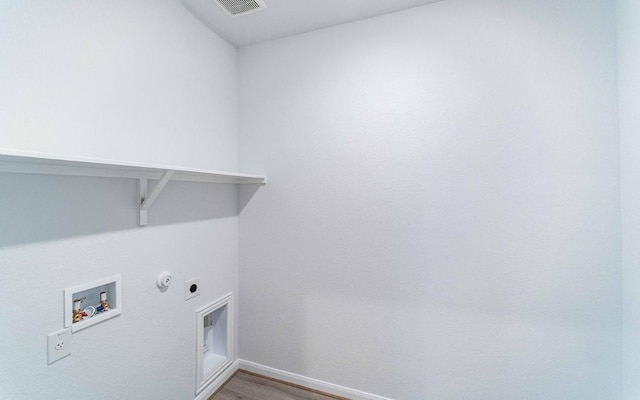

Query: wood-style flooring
left=210, top=371, right=348, bottom=400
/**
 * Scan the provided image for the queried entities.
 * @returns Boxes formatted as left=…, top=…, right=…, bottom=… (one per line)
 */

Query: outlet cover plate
left=185, top=277, right=201, bottom=301
left=47, top=328, right=72, bottom=364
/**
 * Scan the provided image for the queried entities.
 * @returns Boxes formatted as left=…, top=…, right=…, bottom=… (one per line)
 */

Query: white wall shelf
left=0, top=148, right=267, bottom=226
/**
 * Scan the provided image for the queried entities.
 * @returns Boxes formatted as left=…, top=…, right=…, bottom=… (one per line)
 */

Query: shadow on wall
left=239, top=183, right=262, bottom=214
left=0, top=173, right=243, bottom=247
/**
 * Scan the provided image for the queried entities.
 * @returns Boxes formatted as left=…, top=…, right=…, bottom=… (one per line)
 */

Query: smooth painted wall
left=0, top=1, right=239, bottom=399
left=0, top=0, right=238, bottom=171
left=618, top=0, right=640, bottom=398
left=238, top=0, right=621, bottom=399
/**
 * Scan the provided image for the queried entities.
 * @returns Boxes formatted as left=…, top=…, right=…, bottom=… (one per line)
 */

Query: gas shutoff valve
left=157, top=272, right=173, bottom=288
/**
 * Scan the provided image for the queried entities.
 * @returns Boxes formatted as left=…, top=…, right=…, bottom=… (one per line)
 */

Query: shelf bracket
left=138, top=170, right=175, bottom=226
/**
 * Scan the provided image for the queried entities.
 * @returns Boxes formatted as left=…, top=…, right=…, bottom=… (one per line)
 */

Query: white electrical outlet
left=185, top=277, right=201, bottom=301
left=47, top=328, right=72, bottom=364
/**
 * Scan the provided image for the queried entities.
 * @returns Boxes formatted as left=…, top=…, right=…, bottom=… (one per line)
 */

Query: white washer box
left=64, top=274, right=122, bottom=332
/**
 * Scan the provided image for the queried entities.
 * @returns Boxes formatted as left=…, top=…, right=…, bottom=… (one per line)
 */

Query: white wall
left=238, top=0, right=621, bottom=399
left=0, top=1, right=240, bottom=399
left=0, top=0, right=238, bottom=171
left=618, top=0, right=640, bottom=399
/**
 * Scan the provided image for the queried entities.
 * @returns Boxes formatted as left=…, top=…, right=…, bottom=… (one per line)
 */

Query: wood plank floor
left=210, top=371, right=348, bottom=400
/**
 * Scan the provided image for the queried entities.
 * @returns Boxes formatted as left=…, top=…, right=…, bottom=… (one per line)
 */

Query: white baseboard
left=195, top=359, right=240, bottom=400
left=238, top=359, right=394, bottom=400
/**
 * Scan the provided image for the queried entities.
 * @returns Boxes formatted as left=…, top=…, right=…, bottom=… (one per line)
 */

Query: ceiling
left=181, top=0, right=444, bottom=47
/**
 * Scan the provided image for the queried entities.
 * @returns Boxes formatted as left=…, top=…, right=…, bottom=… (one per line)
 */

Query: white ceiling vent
left=214, top=0, right=267, bottom=17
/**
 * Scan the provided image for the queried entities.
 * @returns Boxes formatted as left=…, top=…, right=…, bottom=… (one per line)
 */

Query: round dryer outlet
left=185, top=277, right=201, bottom=300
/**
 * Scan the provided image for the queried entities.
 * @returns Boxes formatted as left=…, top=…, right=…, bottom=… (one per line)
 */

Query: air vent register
left=214, top=0, right=267, bottom=17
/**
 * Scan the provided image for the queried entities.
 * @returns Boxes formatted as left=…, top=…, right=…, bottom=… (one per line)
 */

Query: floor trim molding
left=195, top=359, right=240, bottom=400
left=238, top=359, right=394, bottom=400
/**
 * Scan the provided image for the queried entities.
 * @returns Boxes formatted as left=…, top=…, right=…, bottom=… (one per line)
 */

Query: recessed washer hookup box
left=64, top=274, right=122, bottom=332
